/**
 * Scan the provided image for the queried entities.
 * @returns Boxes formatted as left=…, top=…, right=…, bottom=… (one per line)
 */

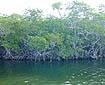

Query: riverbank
left=0, top=55, right=104, bottom=62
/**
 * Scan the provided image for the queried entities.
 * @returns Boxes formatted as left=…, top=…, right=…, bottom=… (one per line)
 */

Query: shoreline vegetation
left=0, top=1, right=105, bottom=61
left=0, top=55, right=104, bottom=61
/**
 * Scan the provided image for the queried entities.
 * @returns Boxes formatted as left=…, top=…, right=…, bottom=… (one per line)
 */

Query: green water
left=0, top=60, right=105, bottom=85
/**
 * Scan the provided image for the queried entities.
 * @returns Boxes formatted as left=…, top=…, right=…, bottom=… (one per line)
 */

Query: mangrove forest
left=0, top=1, right=105, bottom=61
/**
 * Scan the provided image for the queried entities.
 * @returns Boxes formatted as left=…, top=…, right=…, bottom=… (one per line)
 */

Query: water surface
left=0, top=60, right=105, bottom=85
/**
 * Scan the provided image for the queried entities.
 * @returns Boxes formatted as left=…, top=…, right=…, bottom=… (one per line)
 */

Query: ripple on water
left=0, top=60, right=105, bottom=85
left=84, top=72, right=87, bottom=74
left=80, top=73, right=83, bottom=76
left=71, top=76, right=75, bottom=79
left=24, top=80, right=29, bottom=83
left=89, top=79, right=94, bottom=82
left=77, top=84, right=82, bottom=85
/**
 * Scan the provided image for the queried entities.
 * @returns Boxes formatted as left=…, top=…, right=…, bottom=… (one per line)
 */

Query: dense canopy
left=0, top=1, right=105, bottom=61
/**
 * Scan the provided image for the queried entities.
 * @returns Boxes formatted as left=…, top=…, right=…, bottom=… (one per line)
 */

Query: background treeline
left=0, top=1, right=105, bottom=61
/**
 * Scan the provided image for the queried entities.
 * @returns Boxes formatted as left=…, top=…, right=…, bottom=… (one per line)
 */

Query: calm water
left=0, top=60, right=105, bottom=85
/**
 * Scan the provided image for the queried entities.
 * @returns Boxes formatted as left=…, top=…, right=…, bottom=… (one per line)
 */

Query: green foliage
left=52, top=2, right=62, bottom=10
left=27, top=36, right=48, bottom=51
left=0, top=1, right=105, bottom=60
